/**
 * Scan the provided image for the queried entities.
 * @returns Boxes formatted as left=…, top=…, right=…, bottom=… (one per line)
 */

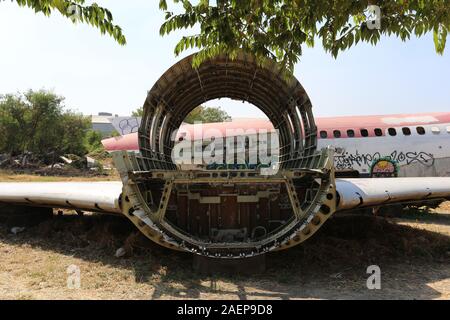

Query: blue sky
left=0, top=0, right=449, bottom=119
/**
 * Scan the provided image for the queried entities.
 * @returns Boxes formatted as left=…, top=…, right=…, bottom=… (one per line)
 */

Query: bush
left=0, top=90, right=91, bottom=161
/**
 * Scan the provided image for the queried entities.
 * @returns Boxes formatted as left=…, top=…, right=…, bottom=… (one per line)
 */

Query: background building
left=91, top=112, right=141, bottom=136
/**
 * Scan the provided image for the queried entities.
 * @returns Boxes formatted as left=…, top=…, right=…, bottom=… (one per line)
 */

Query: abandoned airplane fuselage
left=113, top=52, right=336, bottom=259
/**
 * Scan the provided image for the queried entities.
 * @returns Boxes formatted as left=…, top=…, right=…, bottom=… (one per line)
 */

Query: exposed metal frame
left=113, top=51, right=337, bottom=258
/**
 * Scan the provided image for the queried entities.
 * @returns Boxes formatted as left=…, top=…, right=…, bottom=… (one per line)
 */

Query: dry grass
left=440, top=202, right=450, bottom=212
left=0, top=203, right=449, bottom=300
left=0, top=171, right=449, bottom=299
left=0, top=170, right=119, bottom=182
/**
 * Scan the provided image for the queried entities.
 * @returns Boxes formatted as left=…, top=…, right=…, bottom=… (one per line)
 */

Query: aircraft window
left=431, top=127, right=440, bottom=134
left=374, top=128, right=383, bottom=136
left=416, top=126, right=426, bottom=135
left=320, top=131, right=328, bottom=139
left=360, top=129, right=369, bottom=137
left=347, top=129, right=355, bottom=138
left=388, top=128, right=397, bottom=136
left=402, top=127, right=411, bottom=136
left=333, top=130, right=341, bottom=138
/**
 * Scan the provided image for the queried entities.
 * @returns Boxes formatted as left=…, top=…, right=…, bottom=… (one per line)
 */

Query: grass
left=0, top=170, right=119, bottom=182
left=0, top=169, right=449, bottom=299
left=0, top=205, right=449, bottom=299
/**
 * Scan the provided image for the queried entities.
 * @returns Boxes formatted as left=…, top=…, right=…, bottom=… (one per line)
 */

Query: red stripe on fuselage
left=101, top=112, right=450, bottom=151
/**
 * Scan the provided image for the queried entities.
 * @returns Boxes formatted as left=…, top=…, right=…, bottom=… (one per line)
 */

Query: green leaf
left=9, top=0, right=126, bottom=45
left=434, top=25, right=448, bottom=55
left=159, top=0, right=450, bottom=73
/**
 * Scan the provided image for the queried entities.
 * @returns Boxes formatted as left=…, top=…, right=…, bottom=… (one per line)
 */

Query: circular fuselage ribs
left=113, top=52, right=336, bottom=258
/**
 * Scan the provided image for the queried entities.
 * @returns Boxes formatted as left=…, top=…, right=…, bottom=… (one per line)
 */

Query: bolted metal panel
left=113, top=52, right=336, bottom=259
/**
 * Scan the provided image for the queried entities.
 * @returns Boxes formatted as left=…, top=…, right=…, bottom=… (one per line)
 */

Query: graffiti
left=335, top=151, right=380, bottom=170
left=118, top=117, right=140, bottom=135
left=370, top=158, right=399, bottom=177
left=335, top=150, right=434, bottom=170
left=392, top=151, right=434, bottom=166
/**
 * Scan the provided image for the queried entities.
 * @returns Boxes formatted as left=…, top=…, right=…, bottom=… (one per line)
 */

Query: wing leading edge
left=336, top=177, right=450, bottom=211
left=0, top=182, right=122, bottom=214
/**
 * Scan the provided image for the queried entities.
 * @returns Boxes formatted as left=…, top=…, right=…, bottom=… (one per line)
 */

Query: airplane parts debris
left=113, top=52, right=337, bottom=258
left=1, top=52, right=450, bottom=260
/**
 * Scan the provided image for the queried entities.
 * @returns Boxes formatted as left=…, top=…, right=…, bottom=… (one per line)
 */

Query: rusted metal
left=113, top=52, right=336, bottom=259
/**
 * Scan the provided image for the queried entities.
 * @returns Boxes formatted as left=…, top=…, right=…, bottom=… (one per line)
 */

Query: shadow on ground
left=0, top=207, right=449, bottom=299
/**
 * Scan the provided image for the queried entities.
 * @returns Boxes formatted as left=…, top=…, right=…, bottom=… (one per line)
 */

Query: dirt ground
left=0, top=172, right=449, bottom=300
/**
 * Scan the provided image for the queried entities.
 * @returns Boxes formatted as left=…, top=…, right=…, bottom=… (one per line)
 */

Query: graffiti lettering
left=335, top=150, right=434, bottom=170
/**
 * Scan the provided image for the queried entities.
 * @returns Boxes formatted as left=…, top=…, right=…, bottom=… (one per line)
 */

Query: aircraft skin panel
left=101, top=113, right=450, bottom=151
left=101, top=117, right=450, bottom=177
left=0, top=182, right=122, bottom=214
left=321, top=123, right=450, bottom=176
left=1, top=178, right=450, bottom=214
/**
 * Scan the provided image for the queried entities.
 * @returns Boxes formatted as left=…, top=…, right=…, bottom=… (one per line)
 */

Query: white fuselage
left=101, top=113, right=450, bottom=177
left=318, top=123, right=450, bottom=177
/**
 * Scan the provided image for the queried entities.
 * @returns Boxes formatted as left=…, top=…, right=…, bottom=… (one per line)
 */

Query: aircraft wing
left=0, top=182, right=122, bottom=214
left=0, top=178, right=449, bottom=214
left=336, top=177, right=450, bottom=210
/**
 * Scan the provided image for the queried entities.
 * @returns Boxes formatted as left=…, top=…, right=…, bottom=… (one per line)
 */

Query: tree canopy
left=6, top=0, right=125, bottom=45
left=132, top=105, right=231, bottom=124
left=0, top=90, right=91, bottom=159
left=132, top=107, right=143, bottom=117
left=8, top=1, right=449, bottom=73
left=184, top=106, right=231, bottom=124
left=159, top=0, right=449, bottom=72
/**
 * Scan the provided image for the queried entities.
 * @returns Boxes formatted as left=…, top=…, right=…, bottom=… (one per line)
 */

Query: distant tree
left=5, top=0, right=125, bottom=45
left=0, top=90, right=91, bottom=160
left=131, top=107, right=143, bottom=117
left=131, top=105, right=231, bottom=124
left=110, top=129, right=121, bottom=137
left=159, top=0, right=450, bottom=73
left=201, top=106, right=232, bottom=123
left=183, top=106, right=203, bottom=124
left=84, top=129, right=103, bottom=153
left=184, top=106, right=231, bottom=124
left=0, top=94, right=29, bottom=156
left=59, top=111, right=91, bottom=155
